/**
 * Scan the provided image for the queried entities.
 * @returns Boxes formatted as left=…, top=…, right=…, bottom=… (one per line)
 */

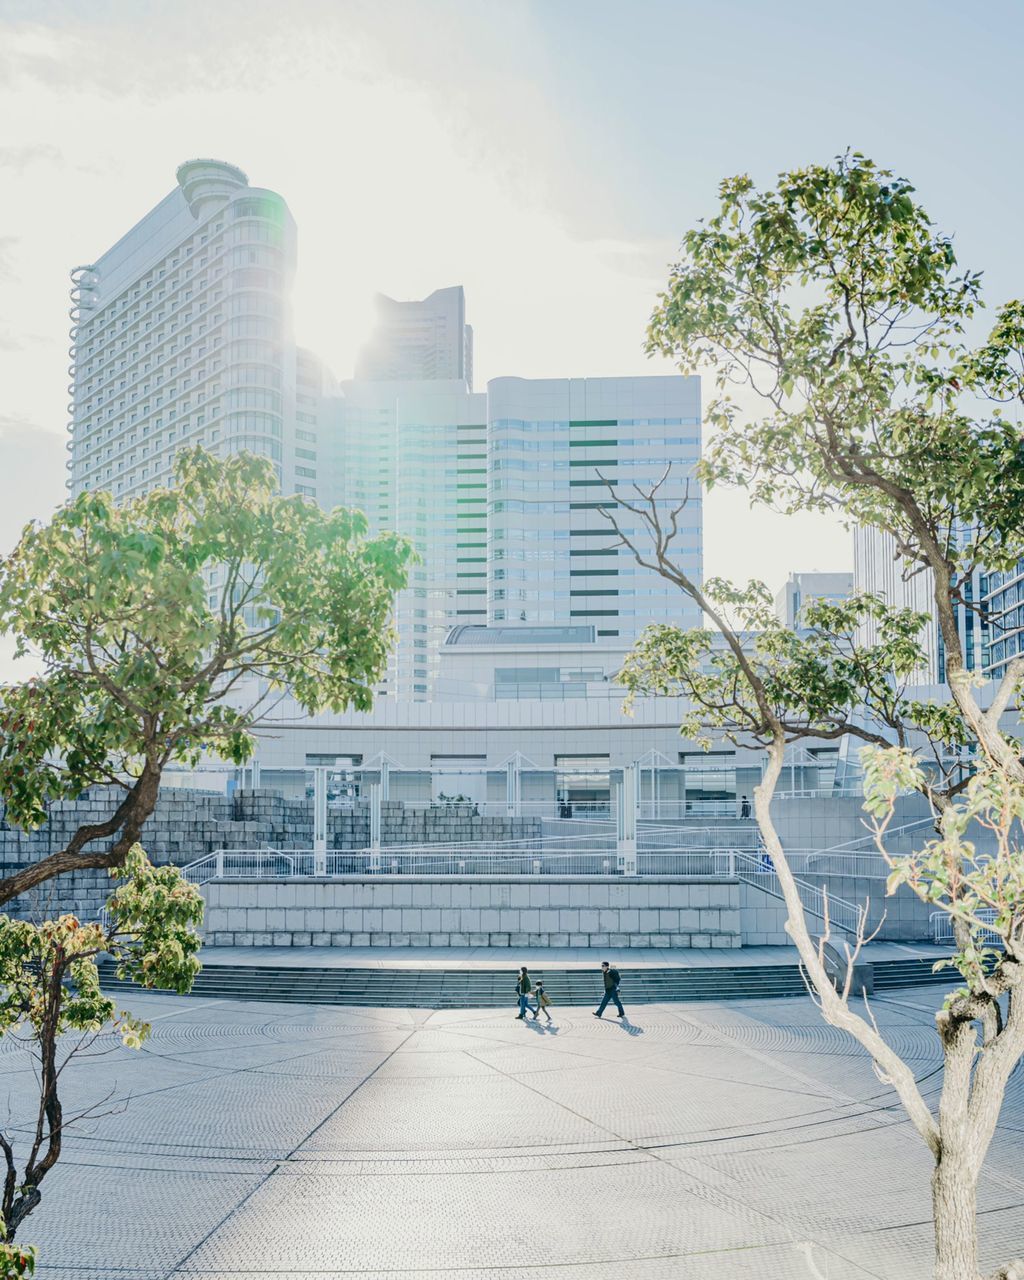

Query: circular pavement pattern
left=6, top=988, right=1024, bottom=1280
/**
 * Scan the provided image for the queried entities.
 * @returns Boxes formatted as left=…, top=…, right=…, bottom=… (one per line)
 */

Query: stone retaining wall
left=1, top=788, right=539, bottom=921
left=201, top=877, right=743, bottom=949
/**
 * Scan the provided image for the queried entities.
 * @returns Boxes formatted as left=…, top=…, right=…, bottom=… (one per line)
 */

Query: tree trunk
left=6, top=1187, right=40, bottom=1239
left=933, top=1153, right=981, bottom=1280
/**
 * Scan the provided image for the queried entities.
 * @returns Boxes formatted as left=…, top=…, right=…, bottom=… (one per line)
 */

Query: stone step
left=872, top=958, right=967, bottom=989
left=99, top=953, right=959, bottom=1009
left=101, top=960, right=810, bottom=1007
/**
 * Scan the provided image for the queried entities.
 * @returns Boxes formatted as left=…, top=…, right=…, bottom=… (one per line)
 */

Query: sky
left=0, top=0, right=1022, bottom=661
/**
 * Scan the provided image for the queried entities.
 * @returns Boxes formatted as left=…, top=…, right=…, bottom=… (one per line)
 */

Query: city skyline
left=3, top=1, right=1023, bottom=681
left=64, top=157, right=705, bottom=699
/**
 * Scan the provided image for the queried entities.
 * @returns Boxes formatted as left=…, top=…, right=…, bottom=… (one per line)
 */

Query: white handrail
left=180, top=846, right=743, bottom=882
left=732, top=849, right=866, bottom=935
left=930, top=909, right=1001, bottom=945
left=819, top=816, right=934, bottom=855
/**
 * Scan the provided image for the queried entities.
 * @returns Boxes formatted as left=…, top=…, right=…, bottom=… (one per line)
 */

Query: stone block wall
left=1, top=788, right=540, bottom=922
left=740, top=876, right=936, bottom=946
left=201, top=876, right=743, bottom=949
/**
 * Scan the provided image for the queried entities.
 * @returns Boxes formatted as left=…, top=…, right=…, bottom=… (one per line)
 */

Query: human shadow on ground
left=591, top=1016, right=645, bottom=1036
left=524, top=1018, right=560, bottom=1034
left=614, top=1018, right=644, bottom=1036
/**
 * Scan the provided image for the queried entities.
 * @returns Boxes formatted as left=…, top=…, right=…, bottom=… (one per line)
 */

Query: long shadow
left=591, top=1013, right=645, bottom=1036
left=614, top=1018, right=644, bottom=1037
left=524, top=1018, right=560, bottom=1035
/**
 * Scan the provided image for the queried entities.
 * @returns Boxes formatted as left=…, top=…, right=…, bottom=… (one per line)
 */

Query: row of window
left=490, top=417, right=698, bottom=431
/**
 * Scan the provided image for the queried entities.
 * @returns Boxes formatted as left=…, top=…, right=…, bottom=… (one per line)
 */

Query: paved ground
left=196, top=940, right=951, bottom=969
left=7, top=985, right=1024, bottom=1279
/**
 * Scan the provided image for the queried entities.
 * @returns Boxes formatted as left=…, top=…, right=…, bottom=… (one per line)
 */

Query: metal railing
left=816, top=816, right=934, bottom=855
left=732, top=850, right=866, bottom=936
left=779, top=852, right=890, bottom=879
left=180, top=846, right=741, bottom=884
left=930, top=909, right=1002, bottom=946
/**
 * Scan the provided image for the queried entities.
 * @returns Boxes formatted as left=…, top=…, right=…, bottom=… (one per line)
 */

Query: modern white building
left=487, top=376, right=702, bottom=641
left=774, top=571, right=853, bottom=628
left=355, top=286, right=473, bottom=388
left=289, top=346, right=337, bottom=502
left=853, top=524, right=988, bottom=682
left=66, top=164, right=702, bottom=706
left=67, top=159, right=312, bottom=502
left=318, top=373, right=701, bottom=700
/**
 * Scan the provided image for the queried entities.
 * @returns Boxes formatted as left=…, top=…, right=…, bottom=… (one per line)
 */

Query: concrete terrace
left=193, top=940, right=950, bottom=969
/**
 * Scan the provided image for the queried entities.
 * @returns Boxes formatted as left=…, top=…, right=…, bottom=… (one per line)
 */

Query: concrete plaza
left=13, top=985, right=1024, bottom=1279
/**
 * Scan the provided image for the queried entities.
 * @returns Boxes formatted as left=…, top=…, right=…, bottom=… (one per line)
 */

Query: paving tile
left=12, top=987, right=1024, bottom=1280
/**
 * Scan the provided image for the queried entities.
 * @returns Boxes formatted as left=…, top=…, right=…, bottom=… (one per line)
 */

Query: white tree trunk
left=932, top=1153, right=980, bottom=1280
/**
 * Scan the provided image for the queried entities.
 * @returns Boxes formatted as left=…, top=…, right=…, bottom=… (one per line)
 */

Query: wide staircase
left=99, top=952, right=963, bottom=1008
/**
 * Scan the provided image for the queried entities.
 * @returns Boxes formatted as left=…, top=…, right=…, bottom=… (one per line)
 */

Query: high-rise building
left=852, top=524, right=987, bottom=682
left=290, top=347, right=337, bottom=502
left=487, top=376, right=702, bottom=641
left=322, top=379, right=486, bottom=699
left=320, top=373, right=701, bottom=700
left=354, top=286, right=473, bottom=388
left=67, top=159, right=303, bottom=501
left=66, top=164, right=703, bottom=703
left=982, top=559, right=1024, bottom=679
left=774, top=571, right=853, bottom=628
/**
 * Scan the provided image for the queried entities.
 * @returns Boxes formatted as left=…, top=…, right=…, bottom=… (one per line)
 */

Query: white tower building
left=355, top=286, right=473, bottom=388
left=852, top=524, right=987, bottom=682
left=67, top=159, right=304, bottom=501
left=774, top=571, right=853, bottom=628
left=487, top=376, right=702, bottom=642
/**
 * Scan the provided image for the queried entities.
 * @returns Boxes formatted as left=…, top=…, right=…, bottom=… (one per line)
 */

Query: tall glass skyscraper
left=983, top=560, right=1024, bottom=678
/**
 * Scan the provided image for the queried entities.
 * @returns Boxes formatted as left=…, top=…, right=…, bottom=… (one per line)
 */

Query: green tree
left=0, top=845, right=203, bottom=1249
left=0, top=447, right=410, bottom=1265
left=613, top=154, right=1024, bottom=1280
left=0, top=446, right=413, bottom=903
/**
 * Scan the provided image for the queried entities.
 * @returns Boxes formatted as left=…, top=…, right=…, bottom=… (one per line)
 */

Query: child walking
left=531, top=981, right=553, bottom=1022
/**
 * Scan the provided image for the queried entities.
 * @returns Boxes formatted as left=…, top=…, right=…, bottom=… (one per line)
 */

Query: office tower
left=982, top=559, right=1024, bottom=678
left=66, top=159, right=303, bottom=501
left=322, top=379, right=486, bottom=699
left=852, top=524, right=987, bottom=682
left=324, top=372, right=701, bottom=699
left=355, top=286, right=473, bottom=388
left=486, top=376, right=702, bottom=642
left=774, top=571, right=853, bottom=628
left=292, top=347, right=337, bottom=501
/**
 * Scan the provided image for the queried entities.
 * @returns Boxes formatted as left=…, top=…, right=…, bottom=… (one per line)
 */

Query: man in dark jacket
left=515, top=966, right=533, bottom=1019
left=593, top=960, right=625, bottom=1019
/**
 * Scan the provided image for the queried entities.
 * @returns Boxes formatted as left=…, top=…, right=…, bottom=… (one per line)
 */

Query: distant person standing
left=593, top=960, right=625, bottom=1019
left=515, top=966, right=533, bottom=1020
left=740, top=795, right=751, bottom=819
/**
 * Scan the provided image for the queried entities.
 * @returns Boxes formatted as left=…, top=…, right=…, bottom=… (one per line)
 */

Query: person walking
left=531, top=981, right=553, bottom=1023
left=515, top=966, right=533, bottom=1019
left=593, top=960, right=625, bottom=1019
left=740, top=795, right=751, bottom=819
